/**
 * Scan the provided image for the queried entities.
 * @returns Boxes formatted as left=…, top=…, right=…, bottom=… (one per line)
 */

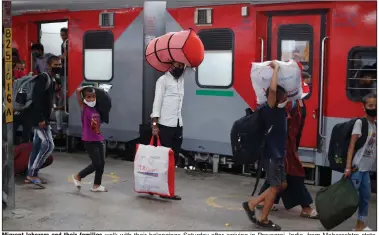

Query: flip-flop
left=300, top=210, right=319, bottom=219
left=71, top=175, right=81, bottom=190
left=26, top=179, right=45, bottom=189
left=25, top=179, right=47, bottom=184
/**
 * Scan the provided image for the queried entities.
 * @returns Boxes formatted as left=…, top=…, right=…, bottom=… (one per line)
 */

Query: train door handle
left=312, top=108, right=318, bottom=119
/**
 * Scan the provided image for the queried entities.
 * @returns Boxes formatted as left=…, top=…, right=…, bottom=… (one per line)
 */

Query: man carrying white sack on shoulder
left=150, top=62, right=192, bottom=201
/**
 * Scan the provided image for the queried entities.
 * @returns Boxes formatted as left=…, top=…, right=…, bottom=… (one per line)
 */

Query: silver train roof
left=10, top=0, right=315, bottom=16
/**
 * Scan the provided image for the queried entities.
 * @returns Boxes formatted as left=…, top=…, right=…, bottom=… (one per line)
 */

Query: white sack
left=134, top=143, right=175, bottom=197
left=251, top=60, right=303, bottom=104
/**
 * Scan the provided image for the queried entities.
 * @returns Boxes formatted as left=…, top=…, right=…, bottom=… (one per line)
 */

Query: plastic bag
left=251, top=60, right=303, bottom=104
left=134, top=136, right=175, bottom=197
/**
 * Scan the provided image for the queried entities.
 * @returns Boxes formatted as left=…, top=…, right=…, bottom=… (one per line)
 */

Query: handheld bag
left=250, top=60, right=303, bottom=104
left=315, top=177, right=359, bottom=230
left=145, top=29, right=205, bottom=72
left=134, top=136, right=175, bottom=197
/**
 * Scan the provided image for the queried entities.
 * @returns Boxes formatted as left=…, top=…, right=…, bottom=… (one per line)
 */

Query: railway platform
left=3, top=152, right=377, bottom=231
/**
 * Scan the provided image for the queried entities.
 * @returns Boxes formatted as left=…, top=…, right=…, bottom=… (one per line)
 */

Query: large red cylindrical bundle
left=145, top=29, right=204, bottom=72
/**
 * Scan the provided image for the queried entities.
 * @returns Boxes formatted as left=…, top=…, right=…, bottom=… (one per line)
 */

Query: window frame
left=83, top=30, right=115, bottom=82
left=195, top=28, right=235, bottom=89
left=346, top=46, right=377, bottom=102
left=277, top=24, right=314, bottom=100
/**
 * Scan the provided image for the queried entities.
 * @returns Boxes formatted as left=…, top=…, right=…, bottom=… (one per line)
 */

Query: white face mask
left=84, top=99, right=96, bottom=107
left=277, top=99, right=289, bottom=109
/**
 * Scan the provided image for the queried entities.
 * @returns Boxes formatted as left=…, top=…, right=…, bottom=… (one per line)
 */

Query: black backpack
left=328, top=118, right=373, bottom=173
left=230, top=107, right=268, bottom=165
left=230, top=105, right=272, bottom=196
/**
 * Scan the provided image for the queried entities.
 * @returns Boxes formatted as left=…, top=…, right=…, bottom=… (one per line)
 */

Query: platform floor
left=3, top=152, right=377, bottom=231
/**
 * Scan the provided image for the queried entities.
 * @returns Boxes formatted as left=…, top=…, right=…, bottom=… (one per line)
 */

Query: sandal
left=71, top=175, right=81, bottom=190
left=25, top=178, right=47, bottom=184
left=242, top=202, right=257, bottom=224
left=256, top=220, right=281, bottom=231
left=25, top=178, right=45, bottom=189
left=160, top=195, right=182, bottom=200
left=300, top=209, right=319, bottom=219
left=91, top=185, right=108, bottom=192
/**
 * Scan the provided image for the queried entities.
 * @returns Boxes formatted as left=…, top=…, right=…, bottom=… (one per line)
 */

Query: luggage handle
left=149, top=136, right=161, bottom=146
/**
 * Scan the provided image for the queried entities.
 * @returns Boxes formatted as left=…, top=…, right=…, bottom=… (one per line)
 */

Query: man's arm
left=267, top=61, right=279, bottom=108
left=32, top=74, right=48, bottom=124
left=150, top=77, right=166, bottom=124
left=345, top=119, right=362, bottom=177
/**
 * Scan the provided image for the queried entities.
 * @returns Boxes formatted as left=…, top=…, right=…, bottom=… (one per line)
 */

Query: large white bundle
left=251, top=60, right=303, bottom=104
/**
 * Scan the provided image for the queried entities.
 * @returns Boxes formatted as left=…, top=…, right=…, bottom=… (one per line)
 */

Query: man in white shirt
left=151, top=62, right=185, bottom=201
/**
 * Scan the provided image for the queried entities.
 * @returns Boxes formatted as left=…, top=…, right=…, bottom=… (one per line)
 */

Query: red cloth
left=284, top=101, right=305, bottom=177
left=13, top=70, right=27, bottom=79
left=14, top=143, right=53, bottom=174
left=302, top=82, right=310, bottom=93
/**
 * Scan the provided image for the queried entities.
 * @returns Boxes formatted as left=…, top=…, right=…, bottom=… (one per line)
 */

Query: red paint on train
left=12, top=8, right=142, bottom=95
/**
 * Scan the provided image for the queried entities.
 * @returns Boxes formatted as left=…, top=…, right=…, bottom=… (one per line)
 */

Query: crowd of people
left=5, top=27, right=376, bottom=231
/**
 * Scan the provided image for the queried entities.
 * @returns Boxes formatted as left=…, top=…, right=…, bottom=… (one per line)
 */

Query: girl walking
left=72, top=86, right=107, bottom=192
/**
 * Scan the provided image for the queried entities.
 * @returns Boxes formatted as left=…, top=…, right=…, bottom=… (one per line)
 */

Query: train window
left=83, top=30, right=114, bottom=81
left=281, top=40, right=312, bottom=98
left=346, top=47, right=377, bottom=101
left=196, top=29, right=234, bottom=88
left=278, top=24, right=314, bottom=99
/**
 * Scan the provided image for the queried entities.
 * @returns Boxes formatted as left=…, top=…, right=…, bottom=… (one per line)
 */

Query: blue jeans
left=28, top=126, right=54, bottom=177
left=350, top=171, right=371, bottom=221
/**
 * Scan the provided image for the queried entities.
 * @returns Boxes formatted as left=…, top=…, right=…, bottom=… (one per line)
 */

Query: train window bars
left=346, top=47, right=377, bottom=102
left=196, top=29, right=234, bottom=89
left=83, top=30, right=114, bottom=82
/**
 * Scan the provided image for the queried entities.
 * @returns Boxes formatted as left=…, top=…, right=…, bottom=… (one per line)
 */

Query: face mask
left=32, top=52, right=41, bottom=58
left=365, top=108, right=377, bottom=117
left=84, top=99, right=96, bottom=108
left=51, top=67, right=61, bottom=74
left=277, top=99, right=289, bottom=109
left=170, top=67, right=184, bottom=78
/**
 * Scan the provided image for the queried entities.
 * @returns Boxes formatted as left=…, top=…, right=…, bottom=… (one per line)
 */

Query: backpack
left=230, top=105, right=272, bottom=196
left=328, top=118, right=373, bottom=173
left=13, top=72, right=51, bottom=112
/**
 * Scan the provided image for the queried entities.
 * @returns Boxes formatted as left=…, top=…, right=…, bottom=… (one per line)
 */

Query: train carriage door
left=267, top=11, right=326, bottom=149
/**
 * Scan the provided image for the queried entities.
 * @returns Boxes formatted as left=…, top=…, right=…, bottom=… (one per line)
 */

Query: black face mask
left=170, top=67, right=184, bottom=78
left=51, top=67, right=61, bottom=75
left=366, top=108, right=377, bottom=117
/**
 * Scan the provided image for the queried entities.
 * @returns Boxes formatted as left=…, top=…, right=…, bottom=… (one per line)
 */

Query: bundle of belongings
left=250, top=60, right=303, bottom=104
left=94, top=84, right=112, bottom=124
left=145, top=29, right=205, bottom=72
